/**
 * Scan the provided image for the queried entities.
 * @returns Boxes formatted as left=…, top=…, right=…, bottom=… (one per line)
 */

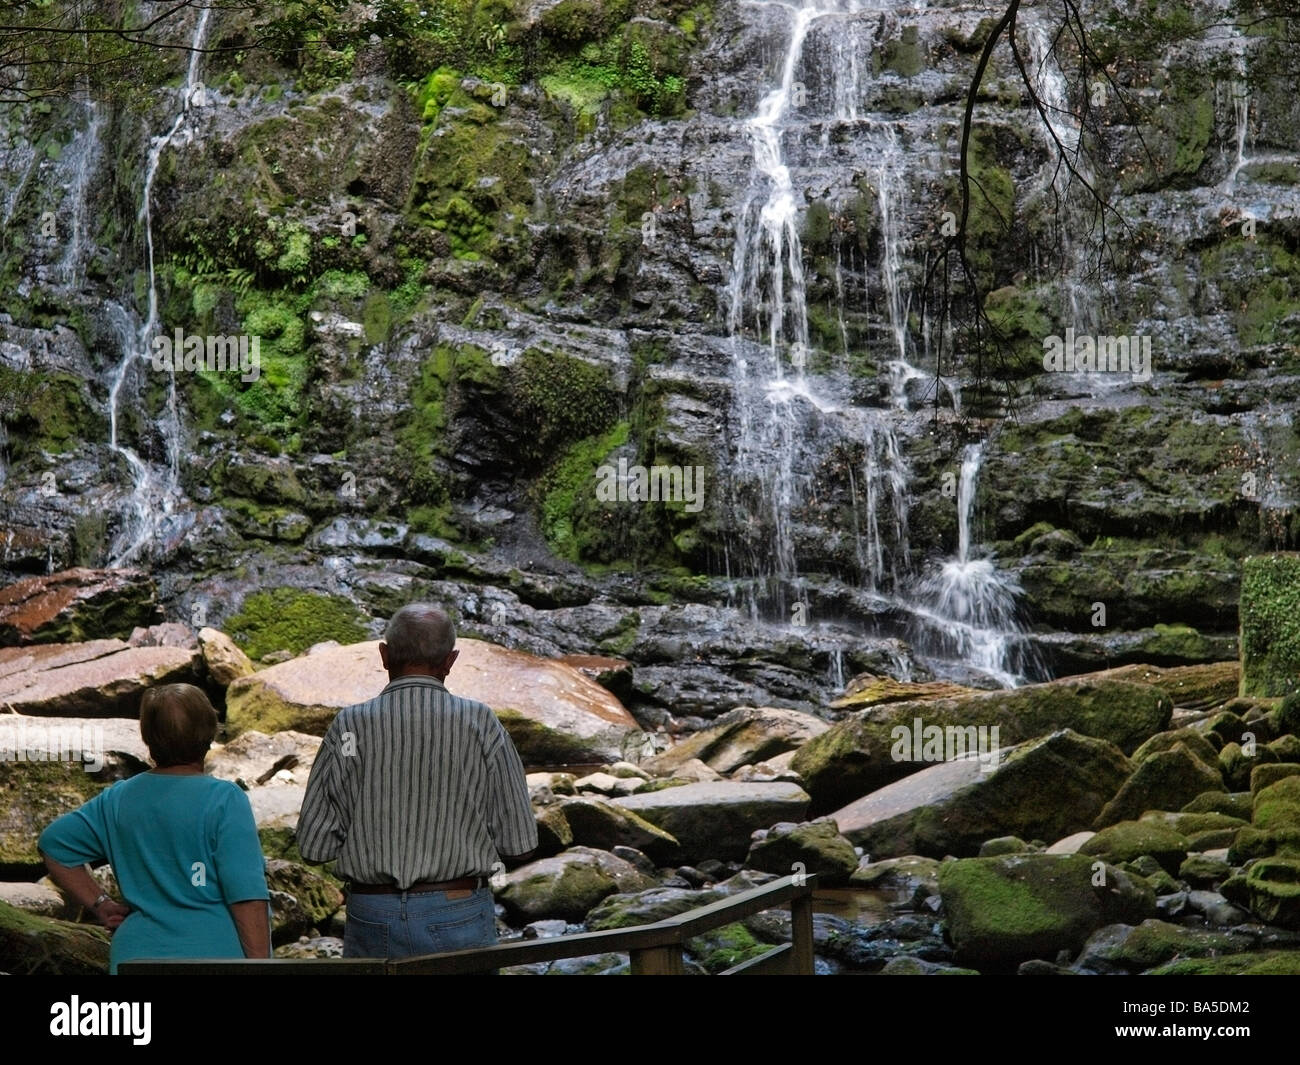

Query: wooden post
left=789, top=892, right=815, bottom=974
left=630, top=944, right=686, bottom=975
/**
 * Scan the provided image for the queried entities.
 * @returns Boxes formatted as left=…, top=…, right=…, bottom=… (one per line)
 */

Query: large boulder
left=198, top=627, right=255, bottom=687
left=1243, top=856, right=1300, bottom=928
left=224, top=638, right=640, bottom=762
left=612, top=781, right=811, bottom=862
left=0, top=880, right=66, bottom=917
left=641, top=706, right=828, bottom=777
left=1093, top=744, right=1225, bottom=827
left=745, top=819, right=859, bottom=885
left=792, top=677, right=1171, bottom=812
left=554, top=796, right=680, bottom=864
left=1086, top=662, right=1240, bottom=711
left=0, top=641, right=202, bottom=717
left=496, top=847, right=655, bottom=922
left=0, top=899, right=110, bottom=974
left=207, top=729, right=322, bottom=830
left=0, top=762, right=104, bottom=873
left=830, top=674, right=975, bottom=710
left=0, top=716, right=151, bottom=780
left=1074, top=920, right=1256, bottom=974
left=0, top=568, right=159, bottom=646
left=1079, top=820, right=1191, bottom=875
left=1239, top=554, right=1300, bottom=698
left=828, top=730, right=1132, bottom=859
left=937, top=853, right=1155, bottom=969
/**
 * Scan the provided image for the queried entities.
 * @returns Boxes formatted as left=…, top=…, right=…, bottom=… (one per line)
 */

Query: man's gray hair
left=384, top=603, right=456, bottom=670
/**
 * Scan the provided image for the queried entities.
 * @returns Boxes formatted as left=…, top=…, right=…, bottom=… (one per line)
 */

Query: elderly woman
left=39, top=683, right=270, bottom=973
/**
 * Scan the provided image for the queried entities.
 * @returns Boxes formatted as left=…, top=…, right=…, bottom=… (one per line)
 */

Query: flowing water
left=723, top=0, right=1030, bottom=683
left=106, top=7, right=210, bottom=565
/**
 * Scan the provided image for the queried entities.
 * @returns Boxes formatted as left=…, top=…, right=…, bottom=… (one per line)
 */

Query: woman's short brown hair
left=139, top=684, right=218, bottom=768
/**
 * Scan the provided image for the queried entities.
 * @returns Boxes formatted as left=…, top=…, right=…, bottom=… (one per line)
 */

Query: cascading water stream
left=912, top=443, right=1036, bottom=686
left=106, top=6, right=210, bottom=565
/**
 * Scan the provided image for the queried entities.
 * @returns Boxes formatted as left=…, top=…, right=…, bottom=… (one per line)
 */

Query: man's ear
left=379, top=642, right=389, bottom=670
left=442, top=648, right=459, bottom=674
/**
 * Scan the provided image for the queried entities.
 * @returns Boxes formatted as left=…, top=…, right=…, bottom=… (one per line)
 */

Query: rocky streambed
left=3, top=569, right=1300, bottom=975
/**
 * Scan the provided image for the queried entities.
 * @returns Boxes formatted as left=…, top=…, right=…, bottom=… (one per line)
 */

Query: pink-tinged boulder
left=0, top=641, right=202, bottom=717
left=224, top=639, right=641, bottom=763
left=0, top=568, right=159, bottom=646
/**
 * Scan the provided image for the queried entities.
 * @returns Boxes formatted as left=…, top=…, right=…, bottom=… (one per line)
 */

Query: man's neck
left=388, top=668, right=447, bottom=683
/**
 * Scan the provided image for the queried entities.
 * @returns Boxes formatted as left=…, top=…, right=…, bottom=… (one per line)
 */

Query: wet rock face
left=1, top=0, right=1299, bottom=710
left=0, top=569, right=160, bottom=646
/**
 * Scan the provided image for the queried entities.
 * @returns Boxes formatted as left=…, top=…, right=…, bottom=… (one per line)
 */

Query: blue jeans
left=343, top=887, right=497, bottom=960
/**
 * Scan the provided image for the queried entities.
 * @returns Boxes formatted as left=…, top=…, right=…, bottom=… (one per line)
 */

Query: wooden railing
left=119, top=873, right=818, bottom=976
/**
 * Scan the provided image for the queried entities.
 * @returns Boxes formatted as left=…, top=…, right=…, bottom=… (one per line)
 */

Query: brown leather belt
left=347, top=876, right=485, bottom=895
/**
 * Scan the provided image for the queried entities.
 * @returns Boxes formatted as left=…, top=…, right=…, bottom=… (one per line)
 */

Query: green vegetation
left=224, top=588, right=370, bottom=660
left=1240, top=554, right=1300, bottom=697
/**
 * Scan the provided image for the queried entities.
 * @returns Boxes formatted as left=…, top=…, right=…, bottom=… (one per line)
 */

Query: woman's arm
left=41, top=854, right=131, bottom=929
left=227, top=899, right=271, bottom=958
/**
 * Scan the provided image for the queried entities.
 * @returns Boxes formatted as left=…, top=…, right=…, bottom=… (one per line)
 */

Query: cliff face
left=1, top=0, right=1298, bottom=716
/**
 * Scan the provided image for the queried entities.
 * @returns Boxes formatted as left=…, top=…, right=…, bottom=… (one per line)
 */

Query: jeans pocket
left=427, top=904, right=496, bottom=954
left=344, top=913, right=390, bottom=959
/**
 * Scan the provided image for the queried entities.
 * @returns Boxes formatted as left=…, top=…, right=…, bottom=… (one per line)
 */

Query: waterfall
left=106, top=6, right=210, bottom=566
left=55, top=101, right=103, bottom=289
left=1027, top=23, right=1098, bottom=337
left=912, top=444, right=1036, bottom=686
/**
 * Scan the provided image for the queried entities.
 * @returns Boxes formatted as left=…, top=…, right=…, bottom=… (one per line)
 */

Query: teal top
left=39, top=773, right=270, bottom=974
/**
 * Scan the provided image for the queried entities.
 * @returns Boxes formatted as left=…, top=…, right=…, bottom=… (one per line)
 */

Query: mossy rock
left=224, top=588, right=369, bottom=660
left=1239, top=554, right=1300, bottom=698
left=1274, top=693, right=1300, bottom=738
left=536, top=803, right=574, bottom=857
left=793, top=678, right=1169, bottom=813
left=1253, top=775, right=1300, bottom=831
left=1148, top=811, right=1248, bottom=836
left=1143, top=869, right=1182, bottom=896
left=1228, top=826, right=1300, bottom=864
left=745, top=819, right=859, bottom=886
left=1219, top=740, right=1278, bottom=791
left=497, top=847, right=653, bottom=923
left=496, top=709, right=615, bottom=765
left=1077, top=919, right=1254, bottom=973
left=1251, top=763, right=1300, bottom=797
left=1131, top=728, right=1219, bottom=770
left=1205, top=710, right=1249, bottom=746
left=556, top=796, right=679, bottom=864
left=0, top=899, right=110, bottom=974
left=979, top=836, right=1035, bottom=857
left=685, top=920, right=774, bottom=973
left=1268, top=735, right=1300, bottom=762
left=585, top=885, right=723, bottom=931
left=264, top=858, right=344, bottom=931
left=1177, top=853, right=1232, bottom=888
left=1149, top=951, right=1300, bottom=975
left=1181, top=790, right=1253, bottom=819
left=1094, top=745, right=1224, bottom=828
left=1079, top=820, right=1190, bottom=875
left=937, top=854, right=1155, bottom=969
left=1244, top=856, right=1300, bottom=928
left=1, top=762, right=105, bottom=873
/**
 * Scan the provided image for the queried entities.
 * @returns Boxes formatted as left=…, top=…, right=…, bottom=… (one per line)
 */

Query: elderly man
left=298, top=603, right=537, bottom=959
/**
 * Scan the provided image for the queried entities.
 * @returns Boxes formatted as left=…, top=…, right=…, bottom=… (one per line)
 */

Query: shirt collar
left=381, top=674, right=448, bottom=695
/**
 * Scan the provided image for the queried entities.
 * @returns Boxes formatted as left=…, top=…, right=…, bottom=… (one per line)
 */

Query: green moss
left=224, top=588, right=369, bottom=660
left=511, top=348, right=618, bottom=463
left=1240, top=555, right=1300, bottom=698
left=0, top=369, right=103, bottom=458
left=495, top=709, right=608, bottom=766
left=0, top=900, right=110, bottom=975
left=686, top=921, right=773, bottom=972
left=541, top=421, right=629, bottom=560
left=1150, top=951, right=1300, bottom=975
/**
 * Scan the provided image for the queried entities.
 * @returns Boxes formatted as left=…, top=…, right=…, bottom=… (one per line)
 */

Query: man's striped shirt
left=297, top=674, right=537, bottom=888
